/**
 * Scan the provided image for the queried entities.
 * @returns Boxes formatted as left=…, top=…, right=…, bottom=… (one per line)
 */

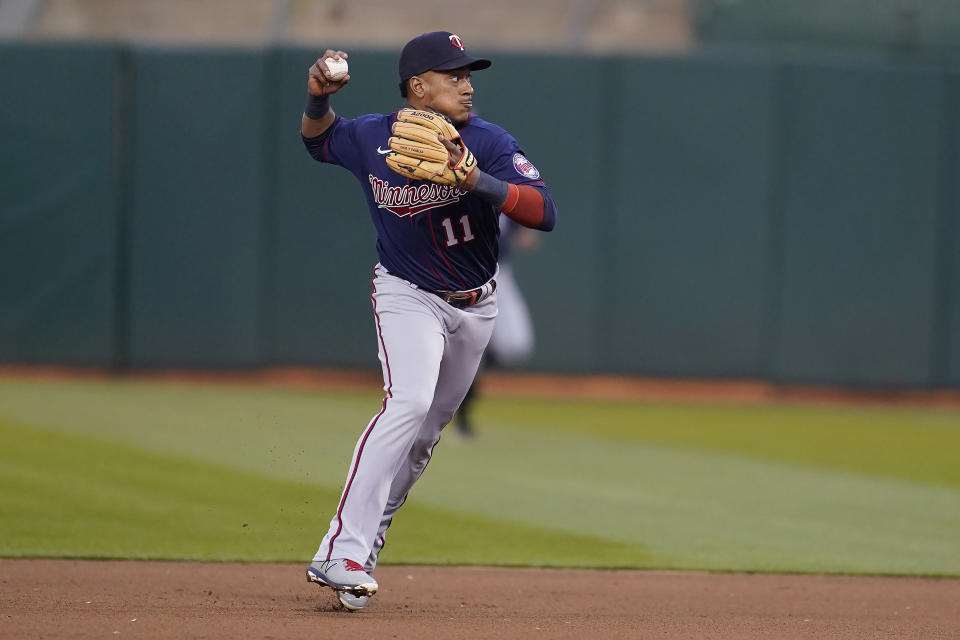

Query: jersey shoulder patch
left=512, top=153, right=540, bottom=180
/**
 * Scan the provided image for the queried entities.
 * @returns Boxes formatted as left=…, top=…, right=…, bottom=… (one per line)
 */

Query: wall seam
left=760, top=55, right=790, bottom=384
left=258, top=47, right=281, bottom=368
left=932, top=70, right=958, bottom=388
left=597, top=56, right=622, bottom=374
left=112, top=44, right=135, bottom=372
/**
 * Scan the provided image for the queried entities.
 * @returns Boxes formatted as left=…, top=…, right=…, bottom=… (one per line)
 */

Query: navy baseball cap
left=398, top=31, right=492, bottom=82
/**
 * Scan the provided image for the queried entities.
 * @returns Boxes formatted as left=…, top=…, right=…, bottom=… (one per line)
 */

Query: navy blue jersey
left=304, top=112, right=546, bottom=292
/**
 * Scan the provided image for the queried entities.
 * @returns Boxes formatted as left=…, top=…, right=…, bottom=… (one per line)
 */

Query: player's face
left=416, top=68, right=474, bottom=125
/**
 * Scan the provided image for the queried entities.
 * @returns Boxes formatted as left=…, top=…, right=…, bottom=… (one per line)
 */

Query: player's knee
left=389, top=390, right=434, bottom=420
left=434, top=408, right=457, bottom=429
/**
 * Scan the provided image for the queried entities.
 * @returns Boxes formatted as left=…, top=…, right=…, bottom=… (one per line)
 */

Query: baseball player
left=300, top=31, right=557, bottom=611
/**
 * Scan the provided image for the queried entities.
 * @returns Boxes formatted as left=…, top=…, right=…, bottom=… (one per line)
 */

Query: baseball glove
left=385, top=108, right=477, bottom=187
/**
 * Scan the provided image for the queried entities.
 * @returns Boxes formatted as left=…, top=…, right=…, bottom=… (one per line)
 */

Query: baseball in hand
left=323, top=57, right=349, bottom=81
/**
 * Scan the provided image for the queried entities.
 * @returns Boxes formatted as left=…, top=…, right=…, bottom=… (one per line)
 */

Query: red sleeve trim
left=499, top=184, right=544, bottom=228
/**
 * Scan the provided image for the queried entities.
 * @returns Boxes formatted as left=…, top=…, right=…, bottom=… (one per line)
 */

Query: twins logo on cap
left=513, top=153, right=540, bottom=180
left=449, top=35, right=464, bottom=50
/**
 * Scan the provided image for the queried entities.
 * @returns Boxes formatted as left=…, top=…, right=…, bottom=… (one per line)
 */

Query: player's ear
left=409, top=76, right=426, bottom=99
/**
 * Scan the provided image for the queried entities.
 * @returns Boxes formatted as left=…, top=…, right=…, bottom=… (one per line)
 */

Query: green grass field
left=1, top=378, right=958, bottom=576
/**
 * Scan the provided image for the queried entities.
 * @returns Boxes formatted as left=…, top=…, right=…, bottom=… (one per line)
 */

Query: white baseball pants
left=314, top=264, right=496, bottom=568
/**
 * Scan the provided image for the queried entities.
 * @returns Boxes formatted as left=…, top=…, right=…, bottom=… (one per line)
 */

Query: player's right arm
left=301, top=50, right=350, bottom=138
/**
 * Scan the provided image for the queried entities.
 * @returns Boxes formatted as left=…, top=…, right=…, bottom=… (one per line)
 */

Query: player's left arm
left=439, top=137, right=556, bottom=232
left=465, top=170, right=556, bottom=232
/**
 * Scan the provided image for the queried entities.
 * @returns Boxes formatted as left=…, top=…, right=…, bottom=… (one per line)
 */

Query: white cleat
left=306, top=559, right=378, bottom=596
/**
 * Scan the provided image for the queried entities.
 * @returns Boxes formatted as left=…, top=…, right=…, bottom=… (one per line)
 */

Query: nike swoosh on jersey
left=376, top=146, right=392, bottom=155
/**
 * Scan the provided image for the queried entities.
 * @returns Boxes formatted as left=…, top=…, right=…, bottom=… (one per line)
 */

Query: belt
left=432, top=279, right=497, bottom=309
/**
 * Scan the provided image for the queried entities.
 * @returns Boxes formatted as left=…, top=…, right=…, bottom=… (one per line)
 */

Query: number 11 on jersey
left=441, top=215, right=475, bottom=247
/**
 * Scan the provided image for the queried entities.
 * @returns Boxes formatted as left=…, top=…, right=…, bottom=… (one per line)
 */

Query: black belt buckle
left=442, top=290, right=479, bottom=309
left=436, top=279, right=496, bottom=309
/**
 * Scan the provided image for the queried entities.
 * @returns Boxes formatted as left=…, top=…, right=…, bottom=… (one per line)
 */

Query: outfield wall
left=2, top=43, right=959, bottom=387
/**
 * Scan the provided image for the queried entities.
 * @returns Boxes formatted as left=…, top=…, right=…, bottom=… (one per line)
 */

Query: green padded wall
left=267, top=49, right=396, bottom=368
left=0, top=43, right=118, bottom=365
left=126, top=47, right=265, bottom=367
left=3, top=43, right=960, bottom=388
left=771, top=60, right=943, bottom=386
left=609, top=55, right=779, bottom=377
left=474, top=52, right=606, bottom=372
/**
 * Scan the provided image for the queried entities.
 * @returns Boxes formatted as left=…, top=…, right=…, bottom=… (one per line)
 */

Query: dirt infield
left=3, top=560, right=959, bottom=640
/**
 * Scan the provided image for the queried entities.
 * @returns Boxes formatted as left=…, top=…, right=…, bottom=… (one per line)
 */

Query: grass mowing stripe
left=477, top=399, right=960, bottom=487
left=3, top=380, right=958, bottom=489
left=0, top=379, right=379, bottom=487
left=421, top=420, right=960, bottom=576
left=0, top=420, right=652, bottom=567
